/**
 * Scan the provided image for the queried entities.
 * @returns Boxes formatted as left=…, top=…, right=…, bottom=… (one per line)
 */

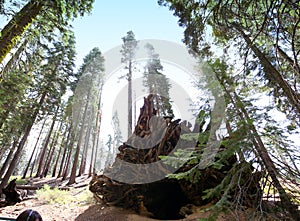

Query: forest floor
left=0, top=176, right=251, bottom=221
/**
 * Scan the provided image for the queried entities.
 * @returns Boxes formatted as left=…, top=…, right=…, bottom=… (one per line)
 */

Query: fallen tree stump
left=1, top=179, right=26, bottom=207
left=89, top=94, right=262, bottom=219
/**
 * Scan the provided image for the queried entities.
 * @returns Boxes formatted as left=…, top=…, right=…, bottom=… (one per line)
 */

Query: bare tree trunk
left=79, top=107, right=95, bottom=176
left=134, top=90, right=137, bottom=126
left=232, top=23, right=300, bottom=114
left=89, top=83, right=103, bottom=176
left=0, top=1, right=44, bottom=64
left=0, top=91, right=46, bottom=190
left=93, top=139, right=100, bottom=174
left=57, top=125, right=71, bottom=178
left=68, top=93, right=90, bottom=185
left=0, top=139, right=18, bottom=179
left=62, top=143, right=72, bottom=180
left=22, top=117, right=46, bottom=179
left=29, top=133, right=45, bottom=178
left=35, top=105, right=59, bottom=177
left=42, top=120, right=62, bottom=177
left=61, top=98, right=84, bottom=180
left=89, top=138, right=95, bottom=177
left=218, top=74, right=300, bottom=220
left=78, top=114, right=92, bottom=176
left=52, top=124, right=68, bottom=177
left=128, top=61, right=133, bottom=138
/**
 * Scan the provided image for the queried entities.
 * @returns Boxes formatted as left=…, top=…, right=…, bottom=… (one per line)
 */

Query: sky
left=70, top=1, right=205, bottom=143
left=72, top=0, right=185, bottom=67
left=23, top=0, right=204, bottom=161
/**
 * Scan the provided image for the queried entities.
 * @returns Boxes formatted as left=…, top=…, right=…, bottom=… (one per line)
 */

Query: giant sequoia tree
left=68, top=47, right=105, bottom=185
left=0, top=0, right=94, bottom=65
left=0, top=2, right=78, bottom=187
left=159, top=0, right=300, bottom=220
left=143, top=43, right=173, bottom=117
left=120, top=31, right=138, bottom=138
left=159, top=0, right=300, bottom=119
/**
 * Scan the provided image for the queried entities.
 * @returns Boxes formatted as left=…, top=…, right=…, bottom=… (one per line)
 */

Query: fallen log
left=1, top=179, right=25, bottom=207
left=90, top=94, right=261, bottom=219
left=15, top=185, right=70, bottom=191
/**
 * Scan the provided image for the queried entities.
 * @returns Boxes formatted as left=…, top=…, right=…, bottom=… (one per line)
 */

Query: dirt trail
left=0, top=176, right=227, bottom=220
left=0, top=195, right=226, bottom=221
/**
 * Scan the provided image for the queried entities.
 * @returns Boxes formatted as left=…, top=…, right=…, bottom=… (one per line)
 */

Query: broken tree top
left=104, top=94, right=186, bottom=184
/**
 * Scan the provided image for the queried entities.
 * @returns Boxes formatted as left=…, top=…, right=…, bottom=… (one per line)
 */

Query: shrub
left=36, top=185, right=95, bottom=205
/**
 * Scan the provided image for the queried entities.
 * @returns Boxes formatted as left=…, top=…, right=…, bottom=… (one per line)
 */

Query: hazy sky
left=71, top=1, right=201, bottom=143
left=72, top=0, right=184, bottom=67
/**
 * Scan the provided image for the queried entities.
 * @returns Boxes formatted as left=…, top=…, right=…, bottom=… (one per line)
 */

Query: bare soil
left=0, top=195, right=232, bottom=221
left=0, top=176, right=249, bottom=221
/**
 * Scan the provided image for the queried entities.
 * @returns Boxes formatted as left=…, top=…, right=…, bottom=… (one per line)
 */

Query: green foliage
left=37, top=185, right=95, bottom=205
left=143, top=43, right=174, bottom=117
left=8, top=176, right=27, bottom=185
left=160, top=149, right=199, bottom=169
left=120, top=30, right=138, bottom=66
left=160, top=0, right=300, bottom=120
left=71, top=47, right=105, bottom=139
left=167, top=165, right=201, bottom=183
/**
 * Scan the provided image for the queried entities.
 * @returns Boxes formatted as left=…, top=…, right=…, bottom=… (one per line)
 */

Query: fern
left=167, top=165, right=201, bottom=183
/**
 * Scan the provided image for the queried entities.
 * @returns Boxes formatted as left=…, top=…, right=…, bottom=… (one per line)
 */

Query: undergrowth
left=36, top=185, right=94, bottom=205
left=9, top=176, right=27, bottom=185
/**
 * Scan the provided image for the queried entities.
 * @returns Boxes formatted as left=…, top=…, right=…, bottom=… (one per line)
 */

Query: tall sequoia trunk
left=68, top=92, right=90, bottom=185
left=128, top=60, right=133, bottom=138
left=57, top=125, right=71, bottom=178
left=0, top=1, right=44, bottom=64
left=89, top=83, right=103, bottom=176
left=217, top=74, right=300, bottom=220
left=79, top=113, right=92, bottom=176
left=42, top=120, right=62, bottom=177
left=232, top=23, right=300, bottom=114
left=0, top=139, right=18, bottom=179
left=61, top=98, right=84, bottom=180
left=0, top=91, right=46, bottom=190
left=35, top=105, right=59, bottom=177
left=22, top=117, right=46, bottom=179
left=62, top=142, right=72, bottom=180
left=1, top=40, right=27, bottom=82
left=52, top=124, right=68, bottom=177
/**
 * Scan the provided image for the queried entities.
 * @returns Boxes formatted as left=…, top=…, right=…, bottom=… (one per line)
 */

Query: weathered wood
left=89, top=94, right=261, bottom=219
left=15, top=185, right=70, bottom=191
left=1, top=179, right=23, bottom=206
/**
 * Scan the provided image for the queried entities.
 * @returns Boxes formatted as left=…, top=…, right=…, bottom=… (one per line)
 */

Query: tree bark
left=68, top=92, right=90, bottom=185
left=218, top=73, right=300, bottom=220
left=0, top=140, right=17, bottom=179
left=42, top=120, right=62, bottom=177
left=22, top=117, right=46, bottom=179
left=79, top=113, right=92, bottom=176
left=61, top=98, right=84, bottom=180
left=128, top=60, right=133, bottom=138
left=0, top=1, right=44, bottom=64
left=35, top=105, right=59, bottom=177
left=232, top=23, right=300, bottom=114
left=0, top=91, right=46, bottom=190
left=52, top=124, right=68, bottom=177
left=89, top=83, right=103, bottom=176
left=57, top=125, right=71, bottom=178
left=62, top=143, right=72, bottom=180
